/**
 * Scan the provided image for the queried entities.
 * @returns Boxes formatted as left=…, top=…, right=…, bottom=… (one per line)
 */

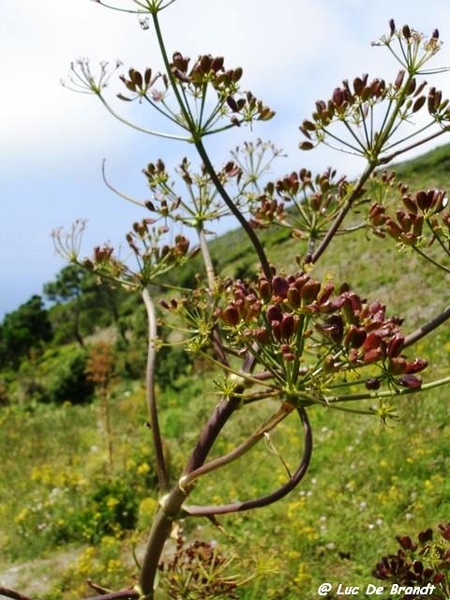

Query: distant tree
left=0, top=295, right=53, bottom=369
left=44, top=265, right=86, bottom=346
left=44, top=264, right=129, bottom=346
left=48, top=348, right=94, bottom=405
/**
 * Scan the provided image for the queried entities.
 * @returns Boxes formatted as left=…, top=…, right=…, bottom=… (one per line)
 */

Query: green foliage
left=47, top=348, right=94, bottom=404
left=0, top=295, right=52, bottom=369
left=0, top=397, right=157, bottom=563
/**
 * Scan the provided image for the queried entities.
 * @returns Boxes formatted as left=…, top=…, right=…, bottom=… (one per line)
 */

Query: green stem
left=97, top=94, right=189, bottom=141
left=151, top=11, right=194, bottom=133
left=411, top=244, right=450, bottom=274
left=328, top=374, right=450, bottom=403
left=142, top=288, right=169, bottom=491
left=198, top=227, right=215, bottom=290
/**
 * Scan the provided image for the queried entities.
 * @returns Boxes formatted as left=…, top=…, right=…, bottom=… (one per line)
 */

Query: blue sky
left=1, top=0, right=450, bottom=319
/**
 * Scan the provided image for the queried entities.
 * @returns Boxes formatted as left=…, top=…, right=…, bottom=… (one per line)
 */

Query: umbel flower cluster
left=163, top=270, right=427, bottom=406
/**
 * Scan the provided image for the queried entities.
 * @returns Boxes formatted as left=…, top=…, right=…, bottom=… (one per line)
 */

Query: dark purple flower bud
left=386, top=218, right=402, bottom=239
left=438, top=524, right=450, bottom=540
left=281, top=344, right=296, bottom=361
left=396, top=535, right=415, bottom=551
left=394, top=70, right=405, bottom=90
left=301, top=119, right=316, bottom=132
left=406, top=78, right=417, bottom=96
left=226, top=95, right=239, bottom=112
left=418, top=528, right=433, bottom=544
left=402, top=24, right=411, bottom=39
left=266, top=304, right=283, bottom=323
left=402, top=195, right=417, bottom=213
left=364, top=348, right=383, bottom=363
left=412, top=96, right=426, bottom=113
left=254, top=327, right=270, bottom=344
left=272, top=276, right=289, bottom=299
left=315, top=100, right=327, bottom=114
left=389, top=19, right=396, bottom=36
left=345, top=325, right=366, bottom=349
left=332, top=87, right=345, bottom=107
left=398, top=374, right=422, bottom=389
left=271, top=320, right=282, bottom=341
left=281, top=314, right=295, bottom=339
left=416, top=190, right=431, bottom=211
left=293, top=274, right=310, bottom=292
left=365, top=378, right=381, bottom=390
left=387, top=333, right=405, bottom=358
left=353, top=77, right=365, bottom=96
left=389, top=357, right=408, bottom=375
left=369, top=203, right=387, bottom=226
left=363, top=332, right=382, bottom=352
left=321, top=315, right=344, bottom=344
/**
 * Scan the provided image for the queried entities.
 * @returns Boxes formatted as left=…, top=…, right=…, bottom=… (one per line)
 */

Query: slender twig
left=198, top=228, right=215, bottom=290
left=181, top=403, right=294, bottom=486
left=82, top=590, right=139, bottom=600
left=102, top=161, right=147, bottom=208
left=379, top=127, right=448, bottom=165
left=183, top=406, right=312, bottom=516
left=198, top=227, right=229, bottom=366
left=97, top=94, right=189, bottom=141
left=0, top=587, right=34, bottom=600
left=411, top=245, right=450, bottom=274
left=404, top=305, right=450, bottom=348
left=142, top=287, right=169, bottom=491
left=310, top=163, right=374, bottom=264
left=195, top=140, right=272, bottom=280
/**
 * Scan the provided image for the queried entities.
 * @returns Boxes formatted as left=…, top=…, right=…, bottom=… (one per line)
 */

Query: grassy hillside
left=1, top=144, right=450, bottom=599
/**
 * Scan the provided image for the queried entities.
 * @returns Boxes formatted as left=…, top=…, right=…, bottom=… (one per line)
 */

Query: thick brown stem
left=0, top=587, right=34, bottom=600
left=139, top=486, right=189, bottom=599
left=184, top=396, right=242, bottom=474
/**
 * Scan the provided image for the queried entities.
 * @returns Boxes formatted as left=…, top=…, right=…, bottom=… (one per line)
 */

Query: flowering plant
left=5, top=5, right=450, bottom=600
